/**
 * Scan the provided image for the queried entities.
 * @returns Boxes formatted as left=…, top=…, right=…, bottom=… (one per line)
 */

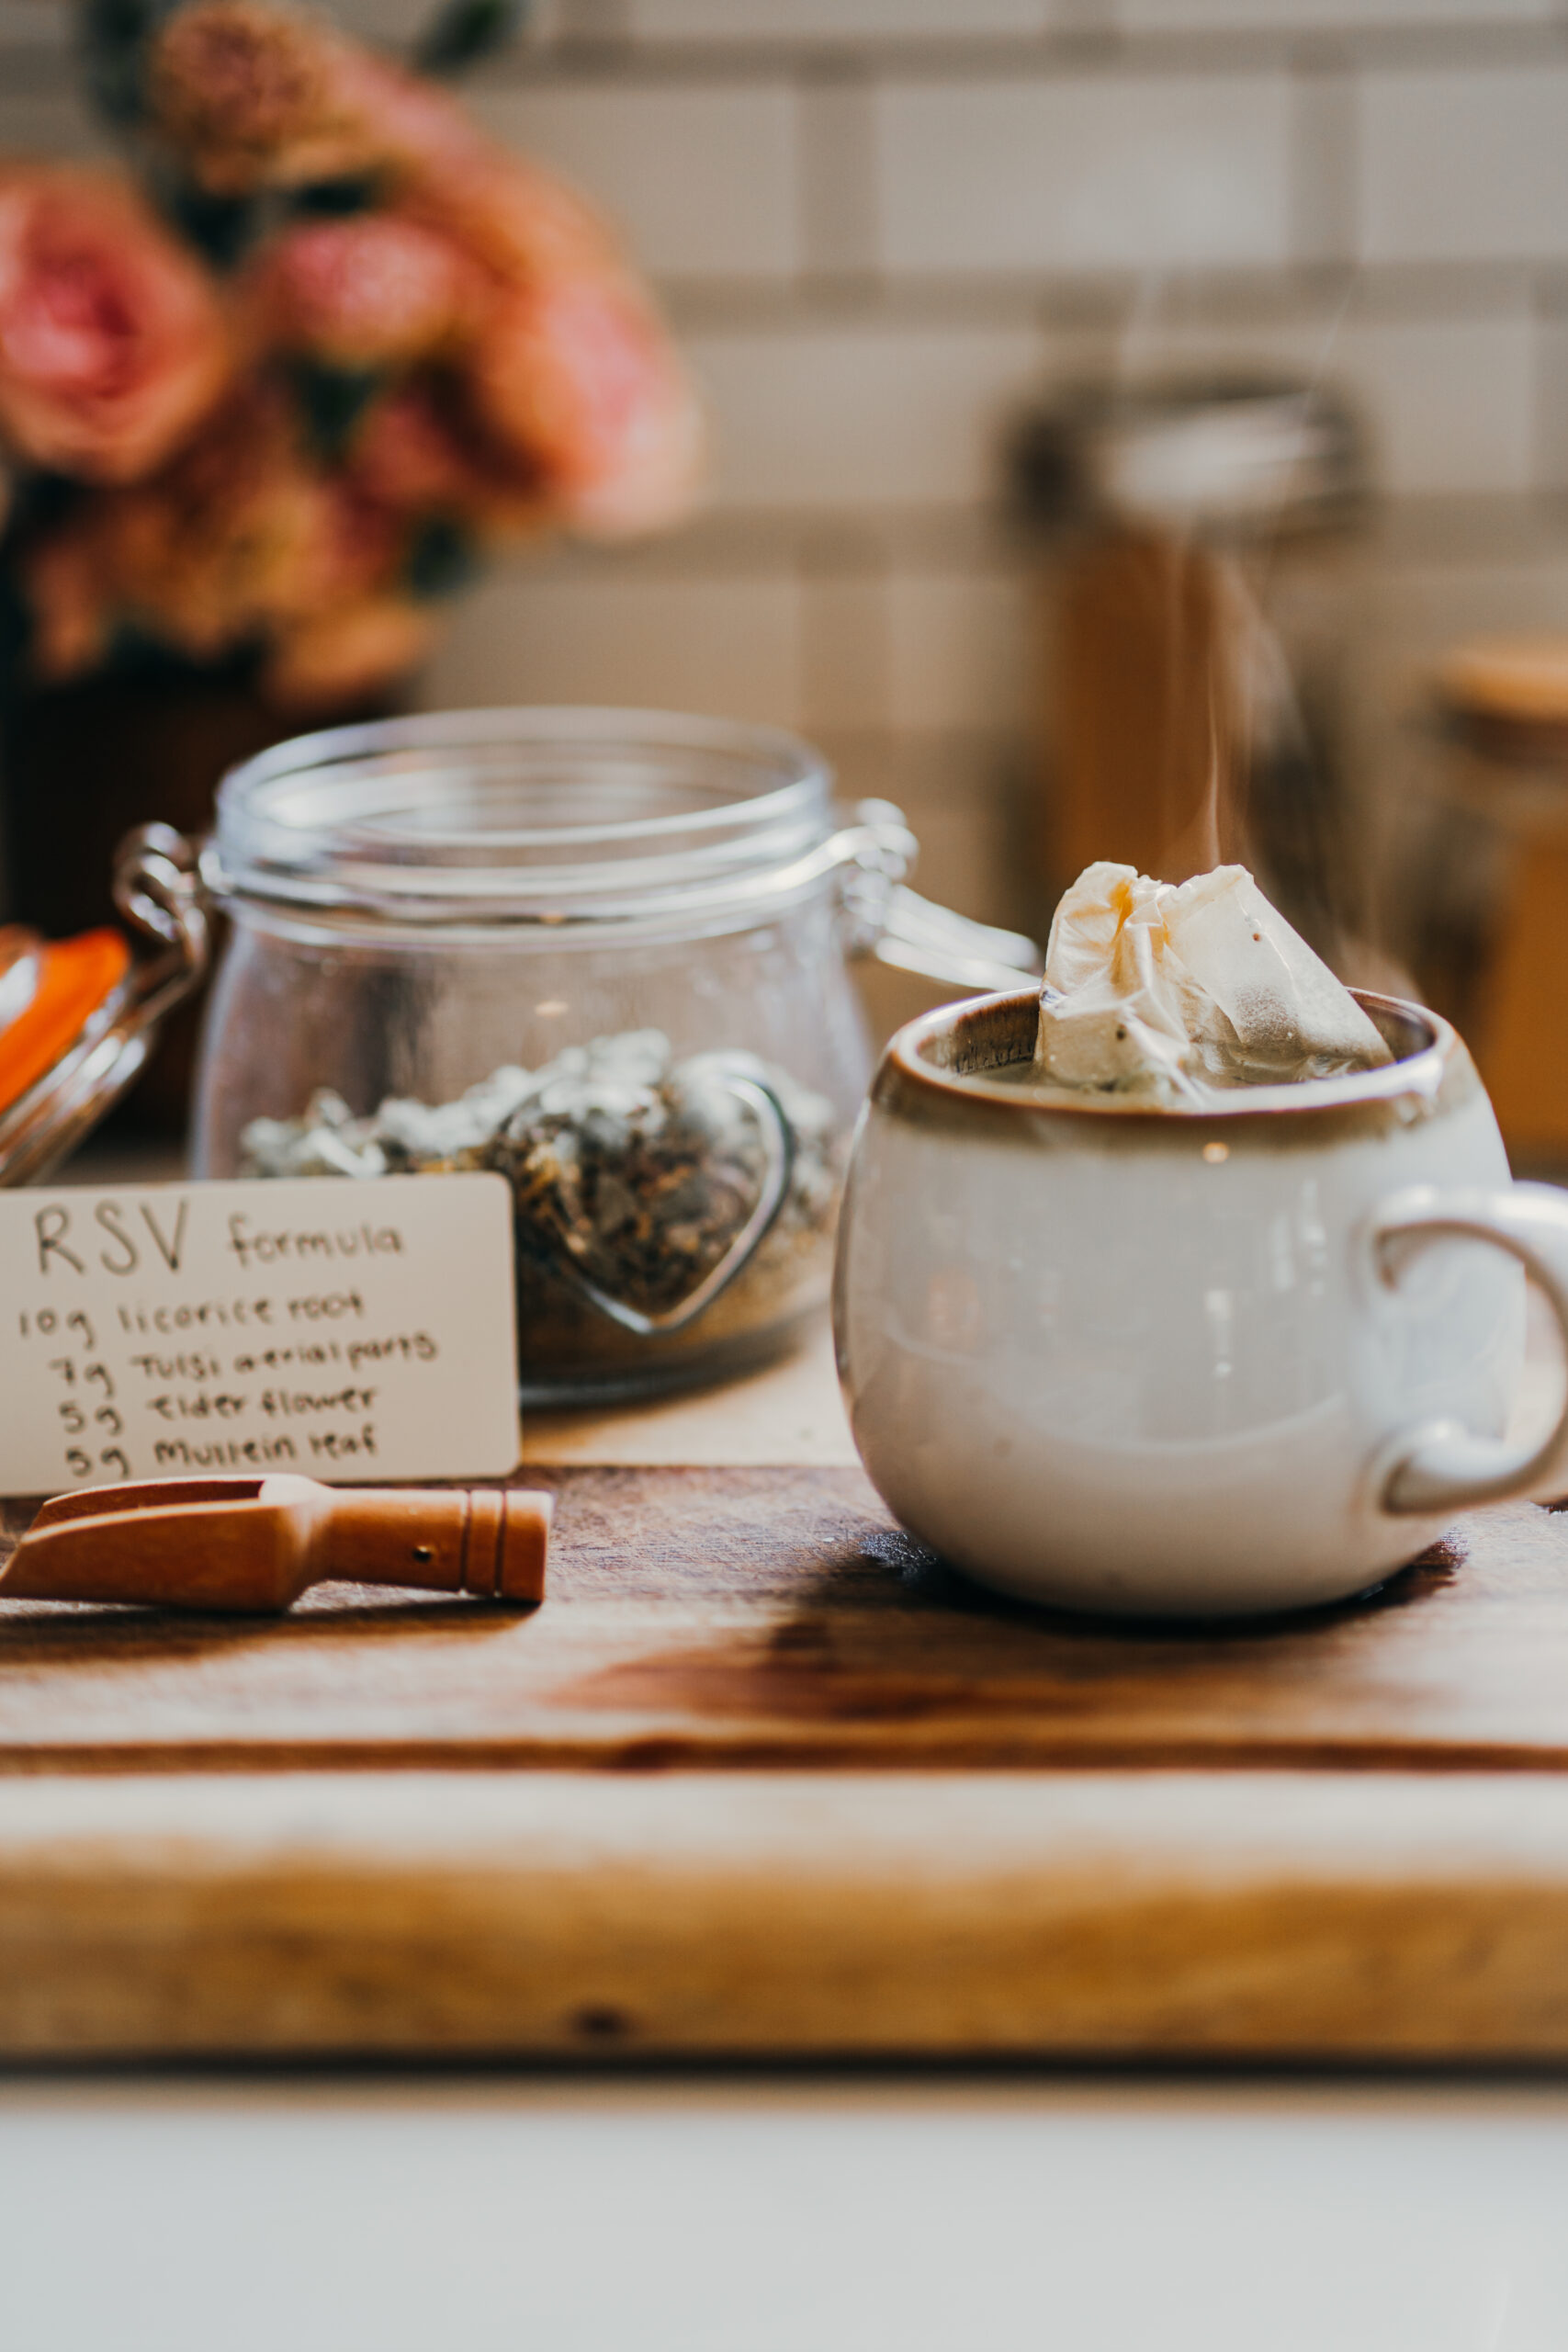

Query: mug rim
left=887, top=986, right=1455, bottom=1122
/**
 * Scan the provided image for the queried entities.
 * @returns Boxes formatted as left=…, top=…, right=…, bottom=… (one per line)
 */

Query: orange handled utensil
left=0, top=1476, right=551, bottom=1613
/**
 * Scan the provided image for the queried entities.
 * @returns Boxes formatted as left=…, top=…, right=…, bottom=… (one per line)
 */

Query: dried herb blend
left=241, top=1028, right=842, bottom=1385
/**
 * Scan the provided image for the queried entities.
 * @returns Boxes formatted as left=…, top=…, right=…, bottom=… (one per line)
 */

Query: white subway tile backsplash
left=1539, top=313, right=1568, bottom=493
left=1060, top=311, right=1537, bottom=495
left=1121, top=0, right=1557, bottom=25
left=331, top=0, right=445, bottom=43
left=802, top=575, right=891, bottom=731
left=1345, top=316, right=1536, bottom=495
left=0, top=91, right=103, bottom=158
left=1379, top=555, right=1568, bottom=700
left=627, top=0, right=1048, bottom=37
left=1057, top=312, right=1316, bottom=384
left=886, top=571, right=1030, bottom=732
left=798, top=74, right=879, bottom=277
left=689, top=325, right=1045, bottom=506
left=1293, top=68, right=1357, bottom=273
left=1215, top=316, right=1536, bottom=503
left=418, top=568, right=803, bottom=726
left=876, top=74, right=1294, bottom=276
left=0, top=1, right=69, bottom=42
left=1359, top=67, right=1568, bottom=265
left=475, top=85, right=799, bottom=279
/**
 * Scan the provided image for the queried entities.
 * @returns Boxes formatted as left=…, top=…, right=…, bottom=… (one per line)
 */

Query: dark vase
left=0, top=667, right=398, bottom=1133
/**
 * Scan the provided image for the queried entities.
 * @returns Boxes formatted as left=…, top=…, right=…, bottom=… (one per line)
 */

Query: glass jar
left=190, top=707, right=1040, bottom=1401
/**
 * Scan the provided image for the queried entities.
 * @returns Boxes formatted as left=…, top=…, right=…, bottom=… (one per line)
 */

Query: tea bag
left=1034, top=862, right=1392, bottom=1102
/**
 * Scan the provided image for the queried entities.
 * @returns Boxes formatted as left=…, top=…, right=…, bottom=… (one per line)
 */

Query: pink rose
left=0, top=167, right=231, bottom=483
left=469, top=271, right=702, bottom=537
left=248, top=214, right=479, bottom=368
left=142, top=7, right=703, bottom=536
left=399, top=153, right=701, bottom=537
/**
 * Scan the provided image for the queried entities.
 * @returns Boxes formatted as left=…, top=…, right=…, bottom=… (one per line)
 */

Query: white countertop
left=4, top=2074, right=1567, bottom=2350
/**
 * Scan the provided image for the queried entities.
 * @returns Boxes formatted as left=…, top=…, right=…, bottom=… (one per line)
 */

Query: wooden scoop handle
left=0, top=1476, right=551, bottom=1613
left=311, top=1486, right=549, bottom=1600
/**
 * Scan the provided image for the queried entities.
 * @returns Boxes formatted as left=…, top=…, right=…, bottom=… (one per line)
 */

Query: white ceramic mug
left=832, top=989, right=1568, bottom=1616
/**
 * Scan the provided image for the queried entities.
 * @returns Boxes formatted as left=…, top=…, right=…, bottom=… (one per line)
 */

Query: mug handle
left=1371, top=1182, right=1568, bottom=1514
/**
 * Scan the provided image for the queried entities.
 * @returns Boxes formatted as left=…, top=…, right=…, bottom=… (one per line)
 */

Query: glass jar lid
left=206, top=707, right=843, bottom=934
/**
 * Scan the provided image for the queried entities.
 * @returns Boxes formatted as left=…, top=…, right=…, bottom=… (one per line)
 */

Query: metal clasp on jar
left=833, top=799, right=1044, bottom=995
left=0, top=825, right=209, bottom=1188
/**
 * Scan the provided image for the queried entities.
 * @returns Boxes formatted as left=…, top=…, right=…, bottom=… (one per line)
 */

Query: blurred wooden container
left=1009, top=376, right=1371, bottom=964
left=1413, top=638, right=1568, bottom=1165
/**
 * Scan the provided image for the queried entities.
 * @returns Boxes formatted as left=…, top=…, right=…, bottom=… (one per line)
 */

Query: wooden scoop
left=0, top=1476, right=551, bottom=1613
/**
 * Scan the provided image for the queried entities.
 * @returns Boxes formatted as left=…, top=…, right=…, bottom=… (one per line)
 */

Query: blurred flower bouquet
left=0, top=0, right=702, bottom=708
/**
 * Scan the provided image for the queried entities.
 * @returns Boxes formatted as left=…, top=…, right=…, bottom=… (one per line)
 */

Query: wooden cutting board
left=5, top=1465, right=1568, bottom=1775
left=6, top=1455, right=1568, bottom=2066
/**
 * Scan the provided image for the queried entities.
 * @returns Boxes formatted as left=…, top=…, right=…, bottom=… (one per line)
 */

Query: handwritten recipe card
left=0, top=1174, right=522, bottom=1496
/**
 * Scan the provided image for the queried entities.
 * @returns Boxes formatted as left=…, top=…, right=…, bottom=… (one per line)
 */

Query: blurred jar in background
left=1408, top=637, right=1568, bottom=1168
left=1008, top=376, right=1371, bottom=967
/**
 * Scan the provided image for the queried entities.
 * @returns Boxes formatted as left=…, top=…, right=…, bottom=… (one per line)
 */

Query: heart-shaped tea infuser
left=513, top=1069, right=796, bottom=1339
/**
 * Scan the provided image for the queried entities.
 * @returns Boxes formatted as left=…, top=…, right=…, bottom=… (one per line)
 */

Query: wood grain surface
left=6, top=1769, right=1568, bottom=2060
left=10, top=1462, right=1568, bottom=2059
left=5, top=1467, right=1568, bottom=1774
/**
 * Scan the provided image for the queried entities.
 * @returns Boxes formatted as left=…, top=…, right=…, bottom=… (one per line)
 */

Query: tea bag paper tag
left=0, top=1173, right=521, bottom=1496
